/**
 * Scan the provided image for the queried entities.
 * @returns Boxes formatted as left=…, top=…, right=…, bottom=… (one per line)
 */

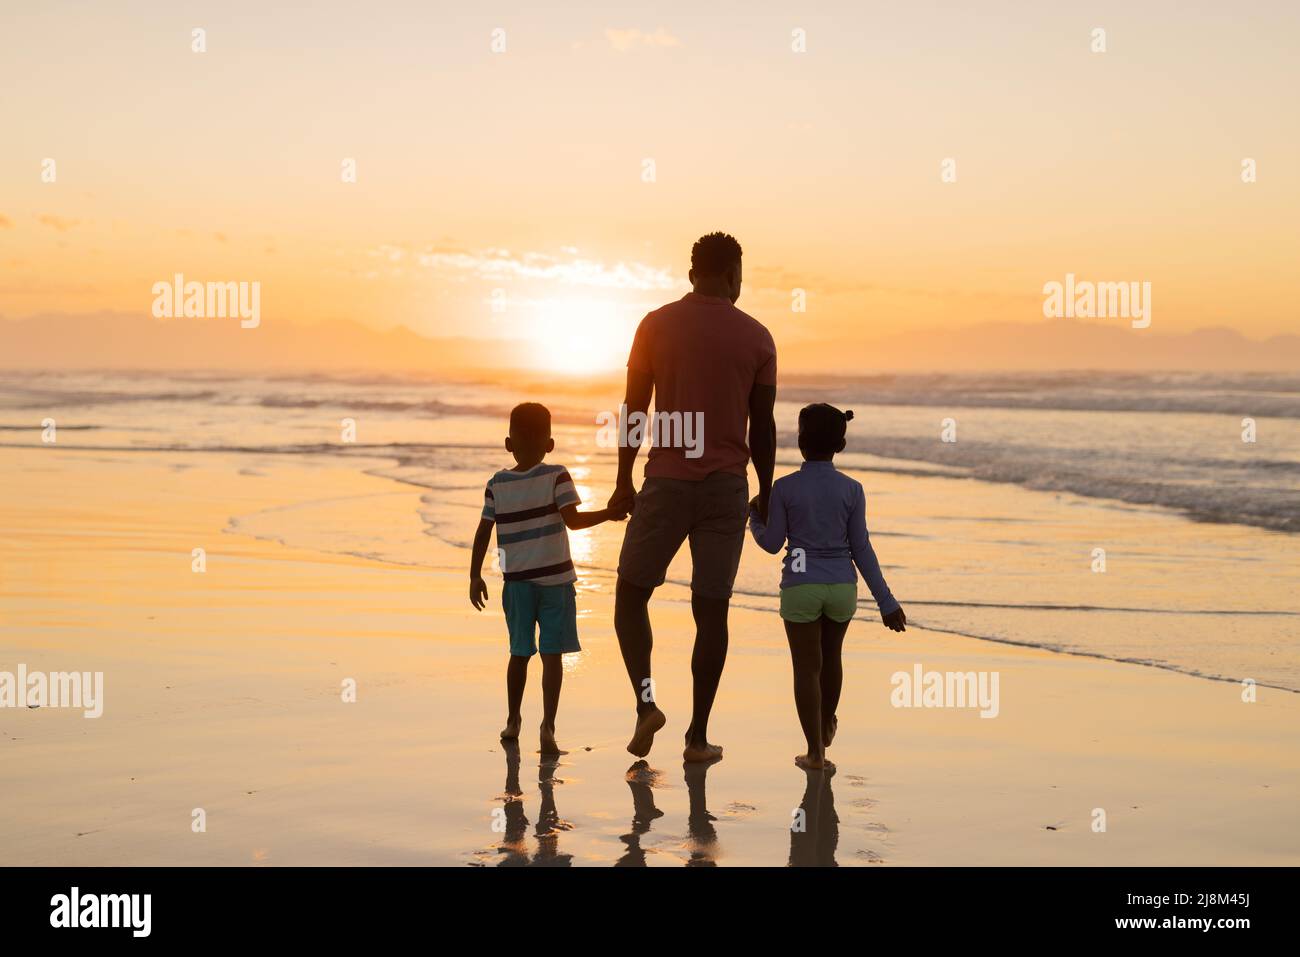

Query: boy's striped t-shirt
left=482, top=463, right=580, bottom=586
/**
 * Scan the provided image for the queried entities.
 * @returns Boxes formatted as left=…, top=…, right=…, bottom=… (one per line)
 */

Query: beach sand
left=2, top=446, right=1297, bottom=866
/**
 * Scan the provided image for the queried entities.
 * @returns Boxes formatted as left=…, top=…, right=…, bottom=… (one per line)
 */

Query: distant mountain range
left=2, top=312, right=1296, bottom=374
left=780, top=320, right=1300, bottom=373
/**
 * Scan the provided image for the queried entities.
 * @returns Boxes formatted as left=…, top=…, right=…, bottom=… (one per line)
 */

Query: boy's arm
left=848, top=484, right=904, bottom=628
left=469, top=517, right=494, bottom=610
left=557, top=466, right=628, bottom=531
left=560, top=503, right=625, bottom=531
left=748, top=481, right=787, bottom=554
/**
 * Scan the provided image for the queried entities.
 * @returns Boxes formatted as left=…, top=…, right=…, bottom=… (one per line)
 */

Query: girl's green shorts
left=779, top=582, right=858, bottom=623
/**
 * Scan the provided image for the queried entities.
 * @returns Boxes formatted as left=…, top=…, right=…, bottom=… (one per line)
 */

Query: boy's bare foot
left=823, top=715, right=838, bottom=748
left=539, top=723, right=566, bottom=755
left=682, top=741, right=724, bottom=763
left=795, top=753, right=834, bottom=771
left=627, top=708, right=666, bottom=757
left=500, top=717, right=521, bottom=741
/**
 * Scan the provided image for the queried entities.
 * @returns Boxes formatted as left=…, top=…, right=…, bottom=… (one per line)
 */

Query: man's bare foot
left=823, top=715, right=838, bottom=748
left=539, top=723, right=566, bottom=755
left=795, top=753, right=834, bottom=771
left=500, top=717, right=521, bottom=740
left=627, top=708, right=666, bottom=757
left=682, top=741, right=723, bottom=763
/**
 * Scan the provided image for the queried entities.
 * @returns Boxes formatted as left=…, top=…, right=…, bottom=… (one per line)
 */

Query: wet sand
left=2, top=447, right=1298, bottom=866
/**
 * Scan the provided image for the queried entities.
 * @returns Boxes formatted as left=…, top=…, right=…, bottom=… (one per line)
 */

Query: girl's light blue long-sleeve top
left=748, top=460, right=899, bottom=614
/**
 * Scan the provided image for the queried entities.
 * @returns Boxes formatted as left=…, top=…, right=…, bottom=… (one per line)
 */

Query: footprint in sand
left=848, top=796, right=877, bottom=809
left=856, top=849, right=886, bottom=863
left=723, top=801, right=759, bottom=818
left=843, top=774, right=868, bottom=787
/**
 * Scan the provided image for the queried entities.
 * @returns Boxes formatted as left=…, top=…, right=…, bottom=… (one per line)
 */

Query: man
left=608, top=232, right=777, bottom=762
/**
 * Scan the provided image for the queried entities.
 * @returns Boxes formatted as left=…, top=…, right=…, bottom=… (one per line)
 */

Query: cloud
left=425, top=250, right=675, bottom=291
left=37, top=214, right=80, bottom=232
left=374, top=244, right=676, bottom=292
left=605, top=28, right=681, bottom=52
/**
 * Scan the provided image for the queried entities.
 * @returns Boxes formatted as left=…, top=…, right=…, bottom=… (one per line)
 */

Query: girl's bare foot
left=683, top=740, right=724, bottom=763
left=627, top=707, right=667, bottom=757
left=500, top=717, right=521, bottom=740
left=795, top=753, right=834, bottom=771
left=539, top=722, right=566, bottom=755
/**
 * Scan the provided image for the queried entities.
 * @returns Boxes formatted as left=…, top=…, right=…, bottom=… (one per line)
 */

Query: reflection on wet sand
left=494, top=741, right=573, bottom=867
left=487, top=749, right=841, bottom=867
left=615, top=760, right=721, bottom=866
left=789, top=767, right=839, bottom=867
left=684, top=761, right=719, bottom=867
left=533, top=757, right=573, bottom=866
left=616, top=760, right=664, bottom=866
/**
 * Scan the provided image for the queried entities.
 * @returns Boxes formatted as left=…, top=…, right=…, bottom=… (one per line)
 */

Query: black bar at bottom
left=0, top=866, right=1284, bottom=943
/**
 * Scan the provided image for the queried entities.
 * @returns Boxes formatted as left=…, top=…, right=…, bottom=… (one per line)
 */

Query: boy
left=469, top=402, right=626, bottom=754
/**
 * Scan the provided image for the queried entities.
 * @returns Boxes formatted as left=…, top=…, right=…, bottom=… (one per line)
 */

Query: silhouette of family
left=468, top=232, right=907, bottom=777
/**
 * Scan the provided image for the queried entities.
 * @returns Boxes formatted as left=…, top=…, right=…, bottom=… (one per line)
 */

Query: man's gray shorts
left=616, top=472, right=749, bottom=600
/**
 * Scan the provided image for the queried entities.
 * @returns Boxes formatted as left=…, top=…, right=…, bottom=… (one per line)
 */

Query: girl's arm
left=748, top=481, right=788, bottom=554
left=848, top=483, right=901, bottom=616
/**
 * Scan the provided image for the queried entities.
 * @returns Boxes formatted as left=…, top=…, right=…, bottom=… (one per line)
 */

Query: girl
left=749, top=403, right=906, bottom=770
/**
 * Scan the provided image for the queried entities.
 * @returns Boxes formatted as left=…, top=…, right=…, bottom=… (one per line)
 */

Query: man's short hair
left=691, top=232, right=743, bottom=278
left=509, top=402, right=551, bottom=441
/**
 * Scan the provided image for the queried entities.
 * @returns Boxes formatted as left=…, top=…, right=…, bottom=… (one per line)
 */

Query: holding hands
left=607, top=481, right=636, bottom=518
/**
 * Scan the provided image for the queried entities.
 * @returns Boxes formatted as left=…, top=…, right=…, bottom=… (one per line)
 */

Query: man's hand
left=882, top=606, right=906, bottom=632
left=470, top=576, right=488, bottom=611
left=608, top=481, right=637, bottom=516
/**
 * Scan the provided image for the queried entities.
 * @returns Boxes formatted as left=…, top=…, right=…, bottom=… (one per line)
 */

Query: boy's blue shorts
left=502, top=581, right=581, bottom=657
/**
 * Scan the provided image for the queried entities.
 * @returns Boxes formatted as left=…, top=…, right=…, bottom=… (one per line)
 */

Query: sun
left=530, top=297, right=633, bottom=374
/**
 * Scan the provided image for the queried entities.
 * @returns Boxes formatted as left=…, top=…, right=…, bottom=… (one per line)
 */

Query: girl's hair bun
left=844, top=409, right=855, bottom=422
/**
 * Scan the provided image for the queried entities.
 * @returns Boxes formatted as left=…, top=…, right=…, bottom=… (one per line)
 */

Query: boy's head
left=798, top=403, right=854, bottom=460
left=506, top=402, right=554, bottom=468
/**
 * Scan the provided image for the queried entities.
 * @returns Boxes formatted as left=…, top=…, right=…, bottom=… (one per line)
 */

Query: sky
left=2, top=1, right=1298, bottom=373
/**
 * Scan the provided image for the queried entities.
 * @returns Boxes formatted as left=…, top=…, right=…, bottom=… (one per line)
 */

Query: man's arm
left=609, top=367, right=653, bottom=513
left=748, top=382, right=777, bottom=522
left=468, top=517, right=494, bottom=609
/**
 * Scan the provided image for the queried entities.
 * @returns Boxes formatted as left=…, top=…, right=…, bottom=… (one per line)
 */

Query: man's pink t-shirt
left=626, top=292, right=778, bottom=481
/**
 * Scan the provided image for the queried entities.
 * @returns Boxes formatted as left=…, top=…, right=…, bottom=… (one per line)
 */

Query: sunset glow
left=530, top=297, right=637, bottom=373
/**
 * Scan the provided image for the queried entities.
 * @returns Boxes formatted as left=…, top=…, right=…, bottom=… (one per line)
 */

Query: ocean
left=2, top=369, right=1297, bottom=692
